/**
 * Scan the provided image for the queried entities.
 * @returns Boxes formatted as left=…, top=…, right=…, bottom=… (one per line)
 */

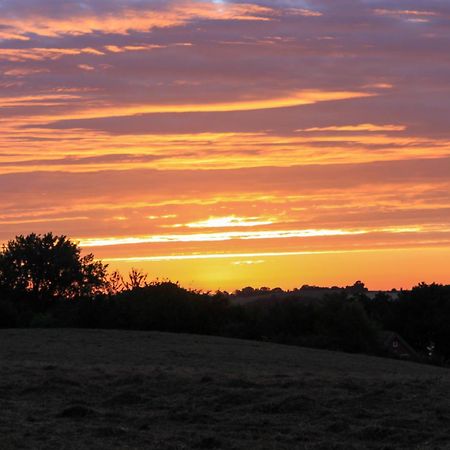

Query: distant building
left=378, top=331, right=419, bottom=361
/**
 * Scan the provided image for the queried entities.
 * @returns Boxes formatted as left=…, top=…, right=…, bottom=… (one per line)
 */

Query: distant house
left=378, top=331, right=419, bottom=361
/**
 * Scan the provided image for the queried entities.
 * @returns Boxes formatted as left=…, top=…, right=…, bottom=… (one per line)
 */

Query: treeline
left=0, top=233, right=449, bottom=365
left=0, top=280, right=378, bottom=353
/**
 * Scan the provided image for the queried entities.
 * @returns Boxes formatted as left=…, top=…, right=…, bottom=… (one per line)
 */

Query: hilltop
left=0, top=329, right=449, bottom=449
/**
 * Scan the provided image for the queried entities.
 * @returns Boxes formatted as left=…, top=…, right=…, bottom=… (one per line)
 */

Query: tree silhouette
left=0, top=233, right=108, bottom=301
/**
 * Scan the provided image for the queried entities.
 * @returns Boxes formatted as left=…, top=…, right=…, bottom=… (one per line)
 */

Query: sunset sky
left=1, top=0, right=449, bottom=291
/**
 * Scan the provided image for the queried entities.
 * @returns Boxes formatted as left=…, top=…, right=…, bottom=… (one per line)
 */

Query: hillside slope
left=0, top=329, right=449, bottom=449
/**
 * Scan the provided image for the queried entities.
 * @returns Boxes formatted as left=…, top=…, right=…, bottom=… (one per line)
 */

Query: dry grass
left=0, top=329, right=449, bottom=449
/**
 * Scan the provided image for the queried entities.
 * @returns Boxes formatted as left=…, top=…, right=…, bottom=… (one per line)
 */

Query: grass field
left=0, top=329, right=449, bottom=449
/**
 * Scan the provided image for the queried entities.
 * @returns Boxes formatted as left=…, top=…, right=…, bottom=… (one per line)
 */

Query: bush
left=30, top=312, right=57, bottom=328
left=0, top=298, right=19, bottom=328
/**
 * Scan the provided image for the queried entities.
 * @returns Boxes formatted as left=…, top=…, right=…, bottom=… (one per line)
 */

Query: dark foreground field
left=0, top=330, right=449, bottom=449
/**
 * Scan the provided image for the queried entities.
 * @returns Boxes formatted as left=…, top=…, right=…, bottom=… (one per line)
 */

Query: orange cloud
left=0, top=47, right=105, bottom=62
left=104, top=44, right=166, bottom=53
left=26, top=90, right=374, bottom=122
left=0, top=2, right=276, bottom=38
left=298, top=124, right=406, bottom=132
left=0, top=94, right=80, bottom=107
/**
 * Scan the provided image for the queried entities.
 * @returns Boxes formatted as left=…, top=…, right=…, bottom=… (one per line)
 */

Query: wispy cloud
left=0, top=1, right=276, bottom=38
left=297, top=124, right=406, bottom=133
left=176, top=215, right=275, bottom=228
left=78, top=228, right=367, bottom=247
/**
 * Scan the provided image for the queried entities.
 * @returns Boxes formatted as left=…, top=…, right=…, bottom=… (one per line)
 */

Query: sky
left=1, top=0, right=449, bottom=291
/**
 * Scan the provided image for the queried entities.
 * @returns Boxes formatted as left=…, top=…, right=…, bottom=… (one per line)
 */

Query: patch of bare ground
left=0, top=329, right=449, bottom=449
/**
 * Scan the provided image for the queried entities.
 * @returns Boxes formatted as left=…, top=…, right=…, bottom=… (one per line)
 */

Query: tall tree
left=0, top=233, right=108, bottom=301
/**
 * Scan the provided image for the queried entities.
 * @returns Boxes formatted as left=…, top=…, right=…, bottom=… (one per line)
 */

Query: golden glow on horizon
left=101, top=244, right=450, bottom=263
left=104, top=247, right=450, bottom=291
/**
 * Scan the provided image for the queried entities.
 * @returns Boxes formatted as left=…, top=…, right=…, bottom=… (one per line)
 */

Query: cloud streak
left=0, top=1, right=277, bottom=38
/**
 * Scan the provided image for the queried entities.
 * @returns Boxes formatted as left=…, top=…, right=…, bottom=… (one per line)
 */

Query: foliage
left=0, top=233, right=108, bottom=301
left=106, top=268, right=149, bottom=295
left=240, top=293, right=379, bottom=353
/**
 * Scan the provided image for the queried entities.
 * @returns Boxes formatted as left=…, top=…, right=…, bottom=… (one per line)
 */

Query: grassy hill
left=0, top=329, right=449, bottom=449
